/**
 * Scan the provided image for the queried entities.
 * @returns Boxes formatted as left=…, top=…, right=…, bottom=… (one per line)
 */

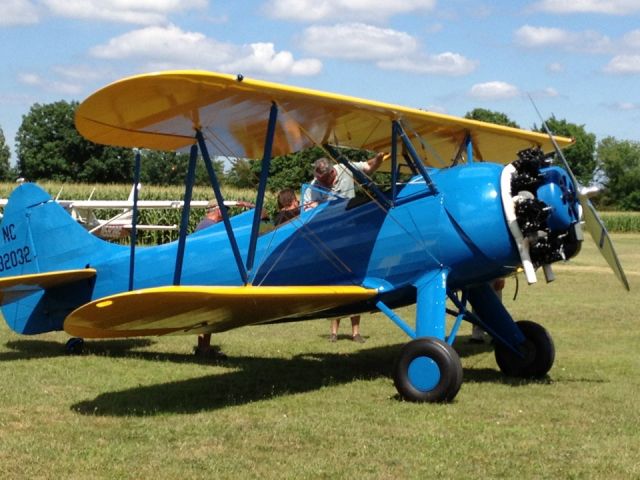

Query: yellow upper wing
left=64, top=285, right=377, bottom=338
left=75, top=70, right=573, bottom=167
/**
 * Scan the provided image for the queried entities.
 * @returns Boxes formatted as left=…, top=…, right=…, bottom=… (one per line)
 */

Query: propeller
left=530, top=98, right=630, bottom=291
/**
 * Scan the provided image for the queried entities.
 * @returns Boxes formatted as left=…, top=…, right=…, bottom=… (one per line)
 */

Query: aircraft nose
left=505, top=148, right=583, bottom=270
left=536, top=167, right=580, bottom=232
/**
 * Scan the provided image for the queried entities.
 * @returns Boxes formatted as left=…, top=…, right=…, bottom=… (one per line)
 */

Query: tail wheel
left=65, top=337, right=85, bottom=355
left=394, top=337, right=463, bottom=403
left=494, top=320, right=555, bottom=378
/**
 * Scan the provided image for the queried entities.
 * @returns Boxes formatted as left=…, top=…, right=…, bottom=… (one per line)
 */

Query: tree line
left=0, top=101, right=638, bottom=210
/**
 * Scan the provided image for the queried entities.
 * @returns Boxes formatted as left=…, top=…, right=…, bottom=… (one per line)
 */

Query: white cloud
left=378, top=52, right=477, bottom=76
left=91, top=25, right=321, bottom=76
left=515, top=25, right=569, bottom=47
left=603, top=55, right=640, bottom=74
left=265, top=0, right=436, bottom=22
left=622, top=30, right=640, bottom=50
left=547, top=62, right=565, bottom=73
left=220, top=43, right=322, bottom=76
left=42, top=0, right=207, bottom=25
left=90, top=25, right=231, bottom=63
left=515, top=25, right=612, bottom=53
left=541, top=87, right=560, bottom=97
left=469, top=81, right=520, bottom=100
left=1, top=0, right=40, bottom=26
left=18, top=73, right=41, bottom=86
left=52, top=64, right=112, bottom=82
left=301, top=23, right=417, bottom=61
left=425, top=104, right=448, bottom=114
left=301, top=23, right=476, bottom=76
left=609, top=101, right=640, bottom=111
left=531, top=0, right=640, bottom=15
left=18, top=72, right=82, bottom=95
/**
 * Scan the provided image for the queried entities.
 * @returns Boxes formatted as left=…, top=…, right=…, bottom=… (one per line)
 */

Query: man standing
left=303, top=153, right=385, bottom=209
left=302, top=153, right=386, bottom=343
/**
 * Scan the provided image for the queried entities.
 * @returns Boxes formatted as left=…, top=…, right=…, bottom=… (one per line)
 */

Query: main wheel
left=394, top=337, right=463, bottom=403
left=494, top=320, right=555, bottom=378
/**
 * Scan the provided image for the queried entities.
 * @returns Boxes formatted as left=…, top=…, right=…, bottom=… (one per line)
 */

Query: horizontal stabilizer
left=0, top=269, right=97, bottom=305
left=64, top=285, right=378, bottom=338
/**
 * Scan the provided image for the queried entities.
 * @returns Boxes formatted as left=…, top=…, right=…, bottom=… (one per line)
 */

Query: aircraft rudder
left=0, top=183, right=51, bottom=278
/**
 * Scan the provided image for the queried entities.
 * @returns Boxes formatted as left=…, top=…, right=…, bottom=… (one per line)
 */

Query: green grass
left=0, top=235, right=639, bottom=478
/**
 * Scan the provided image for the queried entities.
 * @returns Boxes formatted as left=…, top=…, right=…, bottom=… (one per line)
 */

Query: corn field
left=600, top=211, right=640, bottom=233
left=0, top=181, right=275, bottom=245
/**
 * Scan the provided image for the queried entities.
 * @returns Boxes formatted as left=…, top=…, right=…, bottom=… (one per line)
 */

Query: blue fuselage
left=89, top=163, right=518, bottom=301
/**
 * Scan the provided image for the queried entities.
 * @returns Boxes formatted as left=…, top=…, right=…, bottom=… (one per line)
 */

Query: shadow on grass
left=71, top=345, right=399, bottom=416
left=1, top=338, right=155, bottom=361
left=69, top=342, right=553, bottom=417
left=4, top=337, right=557, bottom=416
left=2, top=332, right=491, bottom=364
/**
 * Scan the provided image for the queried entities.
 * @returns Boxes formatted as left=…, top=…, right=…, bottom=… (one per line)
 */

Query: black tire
left=394, top=337, right=463, bottom=403
left=65, top=337, right=84, bottom=355
left=494, top=320, right=555, bottom=378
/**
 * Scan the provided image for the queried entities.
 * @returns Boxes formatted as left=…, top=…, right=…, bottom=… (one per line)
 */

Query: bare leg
left=351, top=315, right=364, bottom=343
left=329, top=318, right=340, bottom=342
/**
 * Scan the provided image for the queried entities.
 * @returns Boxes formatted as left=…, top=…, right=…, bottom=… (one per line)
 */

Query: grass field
left=0, top=235, right=638, bottom=479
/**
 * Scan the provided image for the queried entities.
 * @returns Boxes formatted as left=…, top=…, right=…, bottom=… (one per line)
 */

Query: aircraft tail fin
left=0, top=183, right=118, bottom=334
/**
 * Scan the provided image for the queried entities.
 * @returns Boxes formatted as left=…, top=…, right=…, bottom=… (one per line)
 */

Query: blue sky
left=1, top=0, right=639, bottom=161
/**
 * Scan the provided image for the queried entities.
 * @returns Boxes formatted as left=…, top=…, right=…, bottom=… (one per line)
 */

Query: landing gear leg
left=379, top=269, right=464, bottom=402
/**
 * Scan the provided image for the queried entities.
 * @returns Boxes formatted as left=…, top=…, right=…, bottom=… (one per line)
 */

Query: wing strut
left=391, top=122, right=399, bottom=202
left=128, top=149, right=141, bottom=291
left=196, top=130, right=249, bottom=285
left=466, top=133, right=475, bottom=163
left=393, top=121, right=438, bottom=195
left=173, top=144, right=199, bottom=285
left=247, top=102, right=278, bottom=274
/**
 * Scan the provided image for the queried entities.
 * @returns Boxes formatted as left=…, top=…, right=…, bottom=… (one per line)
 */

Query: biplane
left=0, top=71, right=629, bottom=402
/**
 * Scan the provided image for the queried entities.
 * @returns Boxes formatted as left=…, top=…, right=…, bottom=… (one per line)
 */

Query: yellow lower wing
left=0, top=269, right=97, bottom=305
left=64, top=285, right=378, bottom=338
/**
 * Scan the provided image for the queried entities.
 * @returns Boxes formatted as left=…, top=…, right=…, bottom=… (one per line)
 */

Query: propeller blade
left=528, top=94, right=630, bottom=291
left=580, top=197, right=630, bottom=291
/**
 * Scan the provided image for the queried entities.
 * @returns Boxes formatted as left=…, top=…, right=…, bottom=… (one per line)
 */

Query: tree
left=534, top=116, right=596, bottom=185
left=138, top=149, right=224, bottom=186
left=16, top=101, right=132, bottom=182
left=225, top=158, right=258, bottom=189
left=465, top=108, right=520, bottom=128
left=0, top=126, right=12, bottom=180
left=596, top=137, right=640, bottom=211
left=251, top=146, right=322, bottom=191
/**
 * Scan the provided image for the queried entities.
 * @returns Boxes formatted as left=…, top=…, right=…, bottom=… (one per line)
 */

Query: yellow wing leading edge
left=64, top=285, right=378, bottom=338
left=76, top=70, right=574, bottom=169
